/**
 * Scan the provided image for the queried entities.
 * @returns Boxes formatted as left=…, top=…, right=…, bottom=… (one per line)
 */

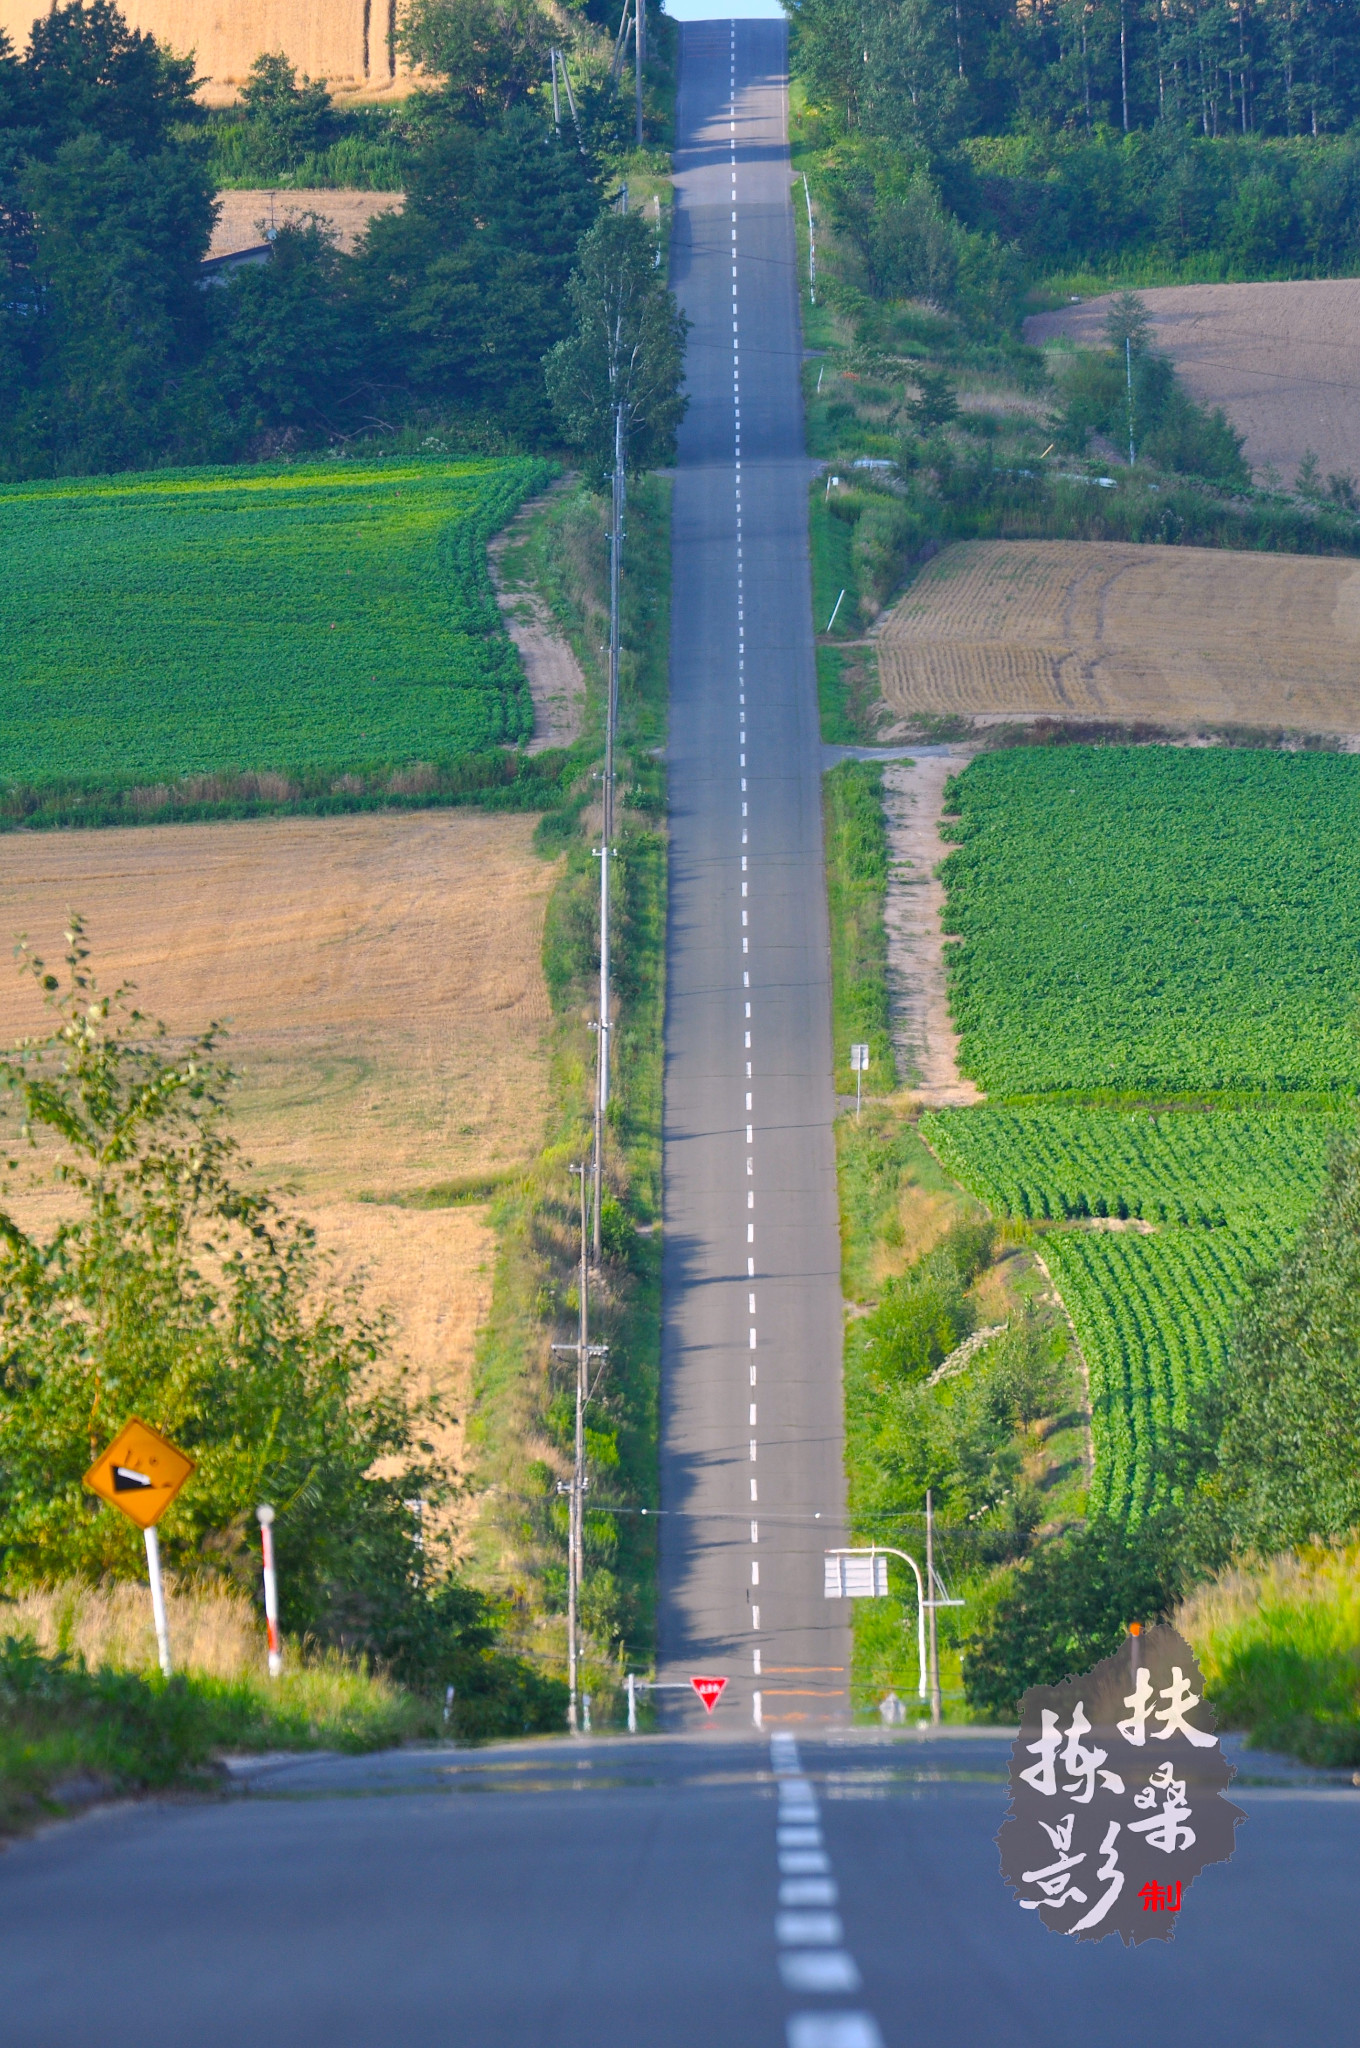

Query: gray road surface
left=2, top=1732, right=1355, bottom=2046
left=659, top=16, right=849, bottom=1731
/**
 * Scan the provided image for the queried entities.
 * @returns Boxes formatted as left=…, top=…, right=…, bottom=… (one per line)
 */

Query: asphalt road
left=7, top=24, right=1357, bottom=2044
left=2, top=1732, right=1356, bottom=2046
left=659, top=17, right=850, bottom=1730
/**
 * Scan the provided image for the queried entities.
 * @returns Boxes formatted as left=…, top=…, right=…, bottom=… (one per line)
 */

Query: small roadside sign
left=83, top=1417, right=195, bottom=1530
left=824, top=1552, right=889, bottom=1599
left=691, top=1675, right=728, bottom=1714
left=850, top=1044, right=870, bottom=1072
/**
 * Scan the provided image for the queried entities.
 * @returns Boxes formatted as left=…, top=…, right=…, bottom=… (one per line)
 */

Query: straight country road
left=659, top=15, right=850, bottom=1730
left=2, top=1733, right=1356, bottom=2045
left=5, top=23, right=1358, bottom=2047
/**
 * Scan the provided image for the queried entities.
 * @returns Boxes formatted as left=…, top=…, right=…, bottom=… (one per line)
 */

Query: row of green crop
left=1042, top=1219, right=1294, bottom=1524
left=921, top=1104, right=1343, bottom=1228
left=940, top=746, right=1360, bottom=1097
left=0, top=456, right=552, bottom=790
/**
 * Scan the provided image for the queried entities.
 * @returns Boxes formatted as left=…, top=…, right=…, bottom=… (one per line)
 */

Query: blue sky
left=664, top=1, right=787, bottom=18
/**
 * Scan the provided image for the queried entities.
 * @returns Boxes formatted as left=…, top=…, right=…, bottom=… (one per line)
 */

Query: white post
left=627, top=1672, right=637, bottom=1732
left=257, top=1504, right=282, bottom=1679
left=926, top=1489, right=941, bottom=1726
left=583, top=1691, right=592, bottom=1734
left=1126, top=336, right=1136, bottom=466
left=144, top=1523, right=172, bottom=1677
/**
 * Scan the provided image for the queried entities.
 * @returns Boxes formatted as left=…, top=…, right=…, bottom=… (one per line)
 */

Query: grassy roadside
left=822, top=759, right=1089, bottom=1723
left=0, top=1638, right=428, bottom=1835
left=0, top=1573, right=563, bottom=1834
left=823, top=761, right=894, bottom=1099
left=461, top=474, right=669, bottom=1724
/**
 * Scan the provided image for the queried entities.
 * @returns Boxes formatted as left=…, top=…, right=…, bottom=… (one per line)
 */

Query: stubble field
left=1025, top=278, right=1360, bottom=486
left=0, top=811, right=559, bottom=1498
left=875, top=537, right=1360, bottom=734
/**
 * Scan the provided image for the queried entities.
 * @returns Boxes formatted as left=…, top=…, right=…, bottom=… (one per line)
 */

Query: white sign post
left=825, top=1543, right=965, bottom=1712
left=850, top=1042, right=869, bottom=1117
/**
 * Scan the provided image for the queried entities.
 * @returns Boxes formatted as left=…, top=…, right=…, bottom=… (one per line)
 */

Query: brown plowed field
left=0, top=812, right=558, bottom=1491
left=1025, top=280, right=1360, bottom=486
left=876, top=538, right=1360, bottom=732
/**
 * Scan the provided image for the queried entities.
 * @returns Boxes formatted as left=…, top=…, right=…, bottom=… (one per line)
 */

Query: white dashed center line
left=728, top=37, right=760, bottom=1667
left=770, top=1734, right=885, bottom=2048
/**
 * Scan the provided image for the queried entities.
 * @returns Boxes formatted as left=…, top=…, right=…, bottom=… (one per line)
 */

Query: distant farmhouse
left=0, top=0, right=415, bottom=100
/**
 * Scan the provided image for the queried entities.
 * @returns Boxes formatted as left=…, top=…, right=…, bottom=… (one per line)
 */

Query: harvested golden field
left=0, top=812, right=559, bottom=1489
left=209, top=190, right=403, bottom=261
left=1025, top=280, right=1360, bottom=487
left=0, top=0, right=416, bottom=98
left=876, top=538, right=1360, bottom=734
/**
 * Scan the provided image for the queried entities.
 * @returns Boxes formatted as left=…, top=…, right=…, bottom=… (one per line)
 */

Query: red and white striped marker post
left=256, top=1503, right=282, bottom=1679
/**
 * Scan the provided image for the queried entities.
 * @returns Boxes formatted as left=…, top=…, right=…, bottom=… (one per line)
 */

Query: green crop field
left=922, top=1102, right=1347, bottom=1521
left=1041, top=1221, right=1296, bottom=1524
left=920, top=1105, right=1340, bottom=1229
left=927, top=746, right=1360, bottom=1525
left=940, top=747, right=1360, bottom=1097
left=0, top=457, right=552, bottom=792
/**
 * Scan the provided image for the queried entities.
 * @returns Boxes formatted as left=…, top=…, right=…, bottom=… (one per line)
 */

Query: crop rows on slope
left=0, top=457, right=551, bottom=789
left=1040, top=1220, right=1294, bottom=1524
left=939, top=746, right=1360, bottom=1096
left=920, top=1104, right=1340, bottom=1229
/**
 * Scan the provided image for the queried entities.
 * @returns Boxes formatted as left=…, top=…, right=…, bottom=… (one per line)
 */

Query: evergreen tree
left=359, top=105, right=601, bottom=431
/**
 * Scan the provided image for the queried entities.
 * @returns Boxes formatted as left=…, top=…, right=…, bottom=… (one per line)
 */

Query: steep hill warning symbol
left=691, top=1676, right=728, bottom=1714
left=83, top=1418, right=195, bottom=1530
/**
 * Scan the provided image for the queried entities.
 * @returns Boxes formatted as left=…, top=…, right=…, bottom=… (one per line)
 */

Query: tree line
left=790, top=0, right=1360, bottom=302
left=788, top=0, right=1360, bottom=145
left=0, top=0, right=684, bottom=479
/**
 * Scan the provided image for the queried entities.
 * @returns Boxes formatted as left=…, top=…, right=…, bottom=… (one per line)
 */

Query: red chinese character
left=1139, top=1880, right=1183, bottom=1912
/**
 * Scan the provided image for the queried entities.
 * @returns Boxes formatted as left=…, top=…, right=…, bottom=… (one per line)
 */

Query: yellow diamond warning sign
left=83, top=1418, right=195, bottom=1530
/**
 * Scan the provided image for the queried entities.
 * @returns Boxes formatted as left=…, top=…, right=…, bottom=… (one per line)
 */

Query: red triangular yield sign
left=691, top=1675, right=727, bottom=1713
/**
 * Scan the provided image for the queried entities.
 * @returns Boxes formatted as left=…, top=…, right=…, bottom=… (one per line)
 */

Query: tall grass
left=1179, top=1542, right=1360, bottom=1766
left=0, top=1579, right=438, bottom=1833
left=6, top=1577, right=263, bottom=1679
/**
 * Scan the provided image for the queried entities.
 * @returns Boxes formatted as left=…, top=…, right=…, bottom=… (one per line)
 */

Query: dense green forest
left=790, top=0, right=1360, bottom=296
left=0, top=0, right=677, bottom=478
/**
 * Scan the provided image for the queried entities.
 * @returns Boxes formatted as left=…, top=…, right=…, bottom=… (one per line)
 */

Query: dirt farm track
left=874, top=538, right=1360, bottom=734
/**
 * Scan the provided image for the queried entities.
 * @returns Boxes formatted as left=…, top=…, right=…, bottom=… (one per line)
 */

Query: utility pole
left=594, top=402, right=624, bottom=1262
left=1120, top=0, right=1130, bottom=131
left=550, top=47, right=561, bottom=133
left=1126, top=336, right=1135, bottom=466
left=553, top=1165, right=607, bottom=1734
left=555, top=46, right=585, bottom=153
left=635, top=0, right=646, bottom=147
